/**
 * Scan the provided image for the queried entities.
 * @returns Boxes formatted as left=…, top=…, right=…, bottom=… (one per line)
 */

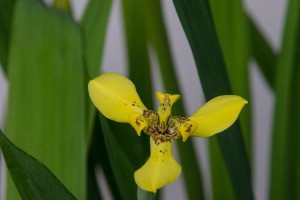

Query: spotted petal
left=156, top=92, right=180, bottom=126
left=128, top=112, right=148, bottom=136
left=134, top=137, right=181, bottom=193
left=189, top=95, right=247, bottom=137
left=88, top=73, right=147, bottom=123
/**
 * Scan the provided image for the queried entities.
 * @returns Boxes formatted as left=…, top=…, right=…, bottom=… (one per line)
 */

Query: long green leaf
left=209, top=1, right=250, bottom=199
left=89, top=116, right=122, bottom=200
left=290, top=58, right=300, bottom=199
left=270, top=0, right=300, bottom=199
left=87, top=154, right=102, bottom=200
left=99, top=115, right=136, bottom=200
left=80, top=0, right=113, bottom=143
left=172, top=0, right=253, bottom=199
left=0, top=131, right=76, bottom=200
left=121, top=0, right=153, bottom=108
left=80, top=0, right=115, bottom=198
left=209, top=138, right=235, bottom=199
left=140, top=1, right=205, bottom=199
left=0, top=0, right=16, bottom=72
left=81, top=0, right=113, bottom=79
left=248, top=16, right=277, bottom=89
left=140, top=0, right=182, bottom=97
left=5, top=0, right=86, bottom=199
left=209, top=0, right=251, bottom=156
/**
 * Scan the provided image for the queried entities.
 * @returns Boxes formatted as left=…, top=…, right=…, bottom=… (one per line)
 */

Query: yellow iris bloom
left=88, top=72, right=247, bottom=193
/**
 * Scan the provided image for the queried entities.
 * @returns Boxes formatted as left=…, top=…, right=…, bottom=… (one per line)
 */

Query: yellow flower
left=88, top=72, right=248, bottom=193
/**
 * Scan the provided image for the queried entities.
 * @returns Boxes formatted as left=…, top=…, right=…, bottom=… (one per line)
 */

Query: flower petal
left=134, top=137, right=181, bottom=193
left=178, top=120, right=198, bottom=142
left=88, top=73, right=147, bottom=123
left=128, top=112, right=148, bottom=136
left=189, top=95, right=247, bottom=137
left=156, top=92, right=180, bottom=127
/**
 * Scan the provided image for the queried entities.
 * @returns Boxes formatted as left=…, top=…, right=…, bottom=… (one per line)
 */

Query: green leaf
left=209, top=138, right=235, bottom=200
left=172, top=0, right=253, bottom=199
left=81, top=1, right=114, bottom=198
left=270, top=0, right=300, bottom=199
left=137, top=186, right=156, bottom=200
left=289, top=59, right=300, bottom=199
left=140, top=0, right=181, bottom=97
left=175, top=140, right=204, bottom=200
left=248, top=16, right=277, bottom=89
left=87, top=154, right=102, bottom=200
left=209, top=0, right=251, bottom=199
left=99, top=115, right=136, bottom=200
left=81, top=0, right=112, bottom=79
left=5, top=0, right=86, bottom=199
left=0, top=0, right=16, bottom=72
left=122, top=0, right=153, bottom=109
left=80, top=0, right=113, bottom=142
left=140, top=1, right=205, bottom=199
left=0, top=130, right=76, bottom=200
left=89, top=116, right=122, bottom=200
left=209, top=0, right=251, bottom=156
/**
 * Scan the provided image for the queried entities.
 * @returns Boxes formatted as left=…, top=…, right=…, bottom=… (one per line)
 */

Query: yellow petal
left=155, top=92, right=180, bottom=127
left=128, top=112, right=148, bottom=136
left=88, top=73, right=147, bottom=123
left=189, top=95, right=248, bottom=137
left=178, top=120, right=198, bottom=142
left=134, top=137, right=181, bottom=193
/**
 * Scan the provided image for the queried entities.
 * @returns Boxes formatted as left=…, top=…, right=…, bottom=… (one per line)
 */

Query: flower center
left=128, top=92, right=198, bottom=142
left=141, top=92, right=192, bottom=144
left=142, top=110, right=183, bottom=144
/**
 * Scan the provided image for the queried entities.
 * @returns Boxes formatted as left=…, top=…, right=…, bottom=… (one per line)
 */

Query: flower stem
left=137, top=186, right=156, bottom=200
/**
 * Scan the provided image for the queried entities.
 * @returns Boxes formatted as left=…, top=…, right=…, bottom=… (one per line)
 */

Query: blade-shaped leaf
left=172, top=0, right=253, bottom=199
left=0, top=131, right=76, bottom=200
left=5, top=0, right=86, bottom=199
left=141, top=0, right=182, bottom=97
left=209, top=0, right=251, bottom=199
left=81, top=0, right=114, bottom=198
left=289, top=58, right=300, bottom=199
left=87, top=154, right=102, bottom=200
left=270, top=0, right=300, bottom=199
left=209, top=0, right=251, bottom=156
left=80, top=0, right=113, bottom=142
left=122, top=0, right=153, bottom=109
left=209, top=138, right=235, bottom=199
left=0, top=0, right=16, bottom=72
left=99, top=115, right=136, bottom=200
left=89, top=116, right=122, bottom=200
left=81, top=0, right=112, bottom=79
left=248, top=16, right=277, bottom=89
